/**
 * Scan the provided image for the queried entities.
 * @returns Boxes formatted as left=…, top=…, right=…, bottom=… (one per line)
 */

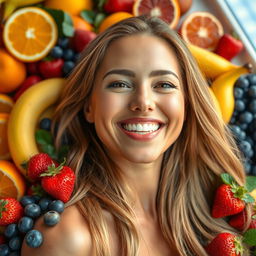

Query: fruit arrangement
left=1, top=0, right=256, bottom=254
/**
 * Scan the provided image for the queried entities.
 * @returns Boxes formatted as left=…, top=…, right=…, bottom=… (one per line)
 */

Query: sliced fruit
left=0, top=160, right=26, bottom=200
left=3, top=7, right=58, bottom=62
left=44, top=0, right=93, bottom=15
left=99, top=12, right=133, bottom=33
left=0, top=113, right=10, bottom=160
left=0, top=48, right=26, bottom=93
left=180, top=11, right=224, bottom=51
left=133, top=0, right=180, bottom=29
left=0, top=94, right=14, bottom=113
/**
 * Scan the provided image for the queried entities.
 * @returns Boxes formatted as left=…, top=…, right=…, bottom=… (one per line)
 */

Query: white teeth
left=122, top=123, right=160, bottom=132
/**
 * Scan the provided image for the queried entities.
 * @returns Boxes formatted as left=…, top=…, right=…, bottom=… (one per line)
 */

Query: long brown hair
left=52, top=16, right=248, bottom=256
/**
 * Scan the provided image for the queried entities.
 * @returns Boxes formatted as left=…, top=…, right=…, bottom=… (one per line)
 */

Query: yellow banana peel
left=2, top=0, right=44, bottom=20
left=7, top=78, right=65, bottom=177
left=210, top=65, right=251, bottom=123
left=188, top=44, right=240, bottom=80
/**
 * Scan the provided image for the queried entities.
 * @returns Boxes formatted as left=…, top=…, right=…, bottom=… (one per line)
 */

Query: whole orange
left=44, top=0, right=93, bottom=16
left=99, top=12, right=133, bottom=33
left=0, top=48, right=26, bottom=93
left=72, top=15, right=93, bottom=31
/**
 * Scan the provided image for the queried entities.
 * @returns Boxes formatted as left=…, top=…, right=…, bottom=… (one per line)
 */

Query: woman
left=22, top=16, right=248, bottom=256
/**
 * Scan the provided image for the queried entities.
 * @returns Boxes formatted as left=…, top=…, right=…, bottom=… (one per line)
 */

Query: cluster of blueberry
left=0, top=196, right=64, bottom=256
left=50, top=37, right=80, bottom=76
left=229, top=73, right=256, bottom=175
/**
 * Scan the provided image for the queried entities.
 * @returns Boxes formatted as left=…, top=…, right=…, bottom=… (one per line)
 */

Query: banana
left=188, top=44, right=240, bottom=80
left=7, top=78, right=65, bottom=177
left=1, top=0, right=44, bottom=20
left=211, top=65, right=251, bottom=123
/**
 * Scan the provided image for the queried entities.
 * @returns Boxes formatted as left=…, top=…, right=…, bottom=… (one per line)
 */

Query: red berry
left=71, top=29, right=97, bottom=52
left=104, top=0, right=134, bottom=13
left=38, top=58, right=64, bottom=78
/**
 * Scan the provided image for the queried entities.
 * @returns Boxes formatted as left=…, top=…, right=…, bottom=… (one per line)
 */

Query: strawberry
left=0, top=198, right=23, bottom=226
left=71, top=29, right=97, bottom=52
left=103, top=0, right=135, bottom=13
left=26, top=183, right=47, bottom=197
left=205, top=233, right=244, bottom=256
left=40, top=163, right=75, bottom=203
left=28, top=153, right=56, bottom=181
left=38, top=58, right=64, bottom=78
left=214, top=33, right=243, bottom=61
left=211, top=173, right=254, bottom=218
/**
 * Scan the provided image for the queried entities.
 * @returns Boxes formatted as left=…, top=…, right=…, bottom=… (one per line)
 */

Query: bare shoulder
left=21, top=204, right=93, bottom=256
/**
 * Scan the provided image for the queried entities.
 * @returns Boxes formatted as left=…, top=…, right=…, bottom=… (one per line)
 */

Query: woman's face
left=85, top=34, right=185, bottom=164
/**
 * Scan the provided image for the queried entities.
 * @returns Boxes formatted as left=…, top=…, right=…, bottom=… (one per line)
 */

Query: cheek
left=163, top=94, right=185, bottom=120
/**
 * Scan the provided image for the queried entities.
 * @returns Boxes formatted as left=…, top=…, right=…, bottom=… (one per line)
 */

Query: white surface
left=178, top=0, right=256, bottom=71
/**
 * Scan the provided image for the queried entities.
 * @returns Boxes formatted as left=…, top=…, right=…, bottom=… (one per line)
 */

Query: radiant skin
left=22, top=34, right=185, bottom=256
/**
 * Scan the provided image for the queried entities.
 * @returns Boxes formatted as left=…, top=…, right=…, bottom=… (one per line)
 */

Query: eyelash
left=154, top=82, right=177, bottom=89
left=107, top=81, right=131, bottom=88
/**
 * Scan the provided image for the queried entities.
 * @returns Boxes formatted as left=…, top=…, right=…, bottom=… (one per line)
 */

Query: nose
left=129, top=86, right=155, bottom=112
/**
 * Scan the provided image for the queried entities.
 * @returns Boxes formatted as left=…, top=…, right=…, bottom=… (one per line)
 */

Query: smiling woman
left=21, top=16, right=249, bottom=256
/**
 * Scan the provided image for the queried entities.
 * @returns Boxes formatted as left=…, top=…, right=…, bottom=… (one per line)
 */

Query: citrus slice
left=0, top=160, right=26, bottom=200
left=133, top=0, right=180, bottom=29
left=180, top=11, right=224, bottom=51
left=0, top=94, right=14, bottom=113
left=99, top=12, right=133, bottom=33
left=0, top=113, right=10, bottom=160
left=3, top=7, right=58, bottom=62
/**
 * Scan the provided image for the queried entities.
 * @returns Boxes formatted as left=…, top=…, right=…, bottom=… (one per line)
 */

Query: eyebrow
left=103, top=69, right=179, bottom=80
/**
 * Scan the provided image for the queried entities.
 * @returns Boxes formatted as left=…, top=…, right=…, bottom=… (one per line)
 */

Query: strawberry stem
left=40, top=158, right=66, bottom=177
left=234, top=236, right=244, bottom=255
left=0, top=200, right=8, bottom=218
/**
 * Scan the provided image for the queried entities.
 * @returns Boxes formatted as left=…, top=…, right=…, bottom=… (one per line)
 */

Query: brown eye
left=154, top=82, right=177, bottom=89
left=107, top=81, right=131, bottom=88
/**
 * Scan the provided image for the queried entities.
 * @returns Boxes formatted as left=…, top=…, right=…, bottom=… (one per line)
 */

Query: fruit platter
left=1, top=0, right=256, bottom=255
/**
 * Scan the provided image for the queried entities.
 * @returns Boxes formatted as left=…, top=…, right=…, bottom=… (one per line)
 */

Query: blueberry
left=8, top=236, right=21, bottom=251
left=57, top=37, right=69, bottom=49
left=32, top=195, right=41, bottom=203
left=229, top=125, right=241, bottom=138
left=4, top=224, right=19, bottom=238
left=239, top=111, right=253, bottom=124
left=18, top=216, right=34, bottom=233
left=39, top=198, right=52, bottom=212
left=20, top=195, right=35, bottom=207
left=63, top=48, right=75, bottom=61
left=239, top=140, right=252, bottom=155
left=235, top=100, right=245, bottom=112
left=0, top=244, right=10, bottom=256
left=44, top=211, right=60, bottom=226
left=50, top=46, right=63, bottom=58
left=247, top=74, right=256, bottom=85
left=24, top=203, right=41, bottom=218
left=62, top=61, right=75, bottom=76
left=239, top=123, right=248, bottom=131
left=39, top=118, right=52, bottom=131
left=235, top=76, right=250, bottom=89
left=248, top=86, right=256, bottom=98
left=234, top=87, right=244, bottom=99
left=48, top=200, right=65, bottom=213
left=229, top=116, right=236, bottom=124
left=244, top=161, right=251, bottom=174
left=25, top=230, right=43, bottom=248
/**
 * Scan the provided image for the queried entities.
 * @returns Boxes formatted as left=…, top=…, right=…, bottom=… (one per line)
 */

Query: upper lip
left=118, top=117, right=165, bottom=125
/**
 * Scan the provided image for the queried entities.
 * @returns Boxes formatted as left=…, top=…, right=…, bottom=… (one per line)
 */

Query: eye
left=154, top=82, right=178, bottom=90
left=107, top=81, right=132, bottom=89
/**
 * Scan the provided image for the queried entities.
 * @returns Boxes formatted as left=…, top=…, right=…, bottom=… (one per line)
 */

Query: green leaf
left=80, top=10, right=97, bottom=24
left=97, top=0, right=107, bottom=12
left=221, top=173, right=236, bottom=185
left=245, top=176, right=256, bottom=192
left=243, top=229, right=256, bottom=246
left=39, top=144, right=57, bottom=159
left=243, top=193, right=255, bottom=203
left=94, top=12, right=107, bottom=30
left=42, top=7, right=74, bottom=37
left=57, top=145, right=69, bottom=163
left=35, top=129, right=53, bottom=145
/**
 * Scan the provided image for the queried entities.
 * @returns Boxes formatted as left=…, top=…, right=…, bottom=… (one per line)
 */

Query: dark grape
left=238, top=111, right=253, bottom=124
left=50, top=46, right=63, bottom=58
left=235, top=76, right=250, bottom=89
left=234, top=87, right=244, bottom=99
left=235, top=100, right=245, bottom=112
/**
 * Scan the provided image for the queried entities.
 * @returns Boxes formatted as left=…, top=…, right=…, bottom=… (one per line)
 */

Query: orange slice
left=0, top=94, right=14, bottom=113
left=3, top=7, right=58, bottom=62
left=99, top=12, right=133, bottom=33
left=0, top=160, right=26, bottom=200
left=0, top=113, right=10, bottom=160
left=133, top=0, right=180, bottom=29
left=180, top=11, right=224, bottom=51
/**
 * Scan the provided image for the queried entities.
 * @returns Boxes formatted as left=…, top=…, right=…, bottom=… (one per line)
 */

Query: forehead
left=97, top=34, right=181, bottom=77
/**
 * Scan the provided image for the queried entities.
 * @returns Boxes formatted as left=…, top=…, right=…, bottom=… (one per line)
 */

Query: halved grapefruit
left=180, top=11, right=224, bottom=51
left=133, top=0, right=180, bottom=29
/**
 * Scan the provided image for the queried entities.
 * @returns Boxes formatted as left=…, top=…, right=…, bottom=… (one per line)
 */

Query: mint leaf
left=36, top=129, right=53, bottom=145
left=80, top=10, right=96, bottom=24
left=245, top=176, right=256, bottom=192
left=97, top=0, right=106, bottom=11
left=221, top=173, right=235, bottom=185
left=243, top=229, right=256, bottom=246
left=40, top=144, right=57, bottom=160
left=42, top=7, right=74, bottom=37
left=243, top=193, right=255, bottom=203
left=94, top=13, right=106, bottom=30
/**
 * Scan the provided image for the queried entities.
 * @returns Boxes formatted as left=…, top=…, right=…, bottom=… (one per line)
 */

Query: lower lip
left=119, top=124, right=163, bottom=141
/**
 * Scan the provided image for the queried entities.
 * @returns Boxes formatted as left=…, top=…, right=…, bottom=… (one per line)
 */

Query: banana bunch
left=0, top=0, right=44, bottom=20
left=7, top=78, right=65, bottom=176
left=189, top=44, right=252, bottom=123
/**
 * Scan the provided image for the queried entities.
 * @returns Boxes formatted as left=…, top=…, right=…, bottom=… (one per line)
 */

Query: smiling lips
left=118, top=118, right=164, bottom=141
